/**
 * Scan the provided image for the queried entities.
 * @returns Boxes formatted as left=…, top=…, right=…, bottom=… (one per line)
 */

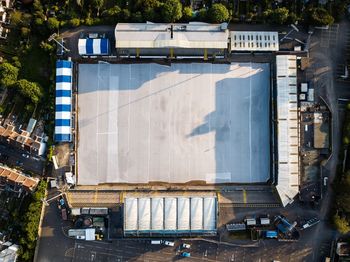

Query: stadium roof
left=77, top=62, right=271, bottom=185
left=114, top=22, right=229, bottom=49
left=275, top=55, right=299, bottom=207
left=124, top=195, right=217, bottom=235
left=230, top=31, right=279, bottom=51
left=55, top=60, right=72, bottom=142
left=78, top=38, right=110, bottom=56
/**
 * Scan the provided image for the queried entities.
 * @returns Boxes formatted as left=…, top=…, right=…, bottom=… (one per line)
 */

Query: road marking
left=243, top=189, right=247, bottom=204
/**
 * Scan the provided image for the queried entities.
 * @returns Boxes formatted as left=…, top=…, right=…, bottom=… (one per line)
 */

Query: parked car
left=21, top=153, right=29, bottom=158
left=163, top=241, right=175, bottom=247
left=151, top=240, right=162, bottom=244
left=182, top=243, right=191, bottom=249
left=181, top=252, right=191, bottom=257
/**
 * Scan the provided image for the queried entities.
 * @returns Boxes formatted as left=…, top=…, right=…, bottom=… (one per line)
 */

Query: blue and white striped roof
left=78, top=38, right=110, bottom=56
left=55, top=60, right=72, bottom=142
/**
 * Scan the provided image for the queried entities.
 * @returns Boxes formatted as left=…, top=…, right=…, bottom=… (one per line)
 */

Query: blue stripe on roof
left=55, top=134, right=71, bottom=142
left=55, top=119, right=70, bottom=126
left=86, top=39, right=94, bottom=55
left=100, top=39, right=109, bottom=54
left=56, top=104, right=71, bottom=111
left=56, top=75, right=72, bottom=83
left=56, top=90, right=71, bottom=97
left=56, top=60, right=72, bottom=69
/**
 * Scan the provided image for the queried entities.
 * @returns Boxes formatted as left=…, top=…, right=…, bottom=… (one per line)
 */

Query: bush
left=197, top=8, right=208, bottom=21
left=182, top=6, right=193, bottom=21
left=47, top=17, right=60, bottom=30
left=69, top=18, right=81, bottom=27
left=21, top=27, right=31, bottom=38
left=264, top=7, right=289, bottom=25
left=40, top=41, right=54, bottom=53
left=209, top=3, right=229, bottom=23
left=333, top=213, right=350, bottom=234
left=305, top=7, right=334, bottom=26
left=131, top=11, right=143, bottom=22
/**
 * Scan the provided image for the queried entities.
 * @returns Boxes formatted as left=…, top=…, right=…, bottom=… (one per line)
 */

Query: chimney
left=170, top=25, right=173, bottom=39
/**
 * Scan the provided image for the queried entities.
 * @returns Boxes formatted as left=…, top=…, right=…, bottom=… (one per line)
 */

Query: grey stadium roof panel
left=77, top=62, right=271, bottom=185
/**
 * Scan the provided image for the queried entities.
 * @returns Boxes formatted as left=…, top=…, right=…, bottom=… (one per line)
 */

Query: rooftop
left=275, top=55, right=300, bottom=207
left=77, top=62, right=271, bottom=185
left=114, top=22, right=229, bottom=49
left=0, top=166, right=39, bottom=192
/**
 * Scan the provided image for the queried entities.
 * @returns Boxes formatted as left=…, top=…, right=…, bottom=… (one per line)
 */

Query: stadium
left=55, top=22, right=300, bottom=236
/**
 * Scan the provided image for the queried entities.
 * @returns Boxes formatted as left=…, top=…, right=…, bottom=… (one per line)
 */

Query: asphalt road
left=0, top=143, right=44, bottom=174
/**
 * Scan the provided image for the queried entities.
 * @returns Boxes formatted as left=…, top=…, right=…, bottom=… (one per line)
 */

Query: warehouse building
left=114, top=22, right=229, bottom=58
left=275, top=55, right=300, bottom=207
left=123, top=194, right=217, bottom=236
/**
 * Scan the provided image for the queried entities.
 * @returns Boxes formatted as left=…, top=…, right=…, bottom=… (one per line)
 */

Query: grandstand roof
left=275, top=55, right=299, bottom=207
left=230, top=31, right=279, bottom=52
left=114, top=22, right=229, bottom=49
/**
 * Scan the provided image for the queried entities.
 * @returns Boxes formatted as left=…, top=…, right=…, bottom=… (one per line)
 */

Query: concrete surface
left=77, top=62, right=271, bottom=185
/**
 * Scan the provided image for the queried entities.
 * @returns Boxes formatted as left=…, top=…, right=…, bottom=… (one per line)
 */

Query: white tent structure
left=275, top=55, right=299, bottom=207
left=124, top=196, right=217, bottom=236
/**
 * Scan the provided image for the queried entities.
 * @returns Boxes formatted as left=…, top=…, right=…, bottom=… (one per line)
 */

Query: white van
left=151, top=240, right=162, bottom=244
left=163, top=241, right=175, bottom=246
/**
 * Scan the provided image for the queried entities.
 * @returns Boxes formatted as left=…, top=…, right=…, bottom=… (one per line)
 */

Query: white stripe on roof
left=56, top=97, right=71, bottom=105
left=55, top=126, right=71, bottom=134
left=56, top=67, right=72, bottom=77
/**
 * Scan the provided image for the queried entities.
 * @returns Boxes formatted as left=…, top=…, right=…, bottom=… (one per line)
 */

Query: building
left=0, top=166, right=39, bottom=193
left=78, top=38, right=110, bottom=56
left=313, top=112, right=330, bottom=149
left=0, top=0, right=11, bottom=39
left=230, top=31, right=279, bottom=52
left=0, top=124, right=46, bottom=156
left=77, top=62, right=271, bottom=185
left=114, top=22, right=229, bottom=58
left=123, top=193, right=217, bottom=236
left=0, top=242, right=19, bottom=262
left=55, top=60, right=72, bottom=142
left=275, top=55, right=300, bottom=207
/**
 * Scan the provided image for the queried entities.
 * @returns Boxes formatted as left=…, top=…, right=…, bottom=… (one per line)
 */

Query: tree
left=197, top=8, right=208, bottom=21
left=92, top=0, right=104, bottom=16
left=161, top=0, right=183, bottom=23
left=264, top=7, right=289, bottom=24
left=182, top=6, right=193, bottom=21
left=333, top=213, right=350, bottom=234
left=11, top=10, right=23, bottom=26
left=0, top=63, right=19, bottom=88
left=131, top=11, right=143, bottom=22
left=47, top=17, right=60, bottom=31
left=135, top=0, right=160, bottom=10
left=21, top=27, right=30, bottom=38
left=144, top=8, right=158, bottom=21
left=305, top=7, right=334, bottom=26
left=69, top=18, right=81, bottom=27
left=209, top=3, right=229, bottom=23
left=12, top=79, right=43, bottom=105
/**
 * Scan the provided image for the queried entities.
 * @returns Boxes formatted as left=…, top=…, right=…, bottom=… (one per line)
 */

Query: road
left=0, top=143, right=44, bottom=174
